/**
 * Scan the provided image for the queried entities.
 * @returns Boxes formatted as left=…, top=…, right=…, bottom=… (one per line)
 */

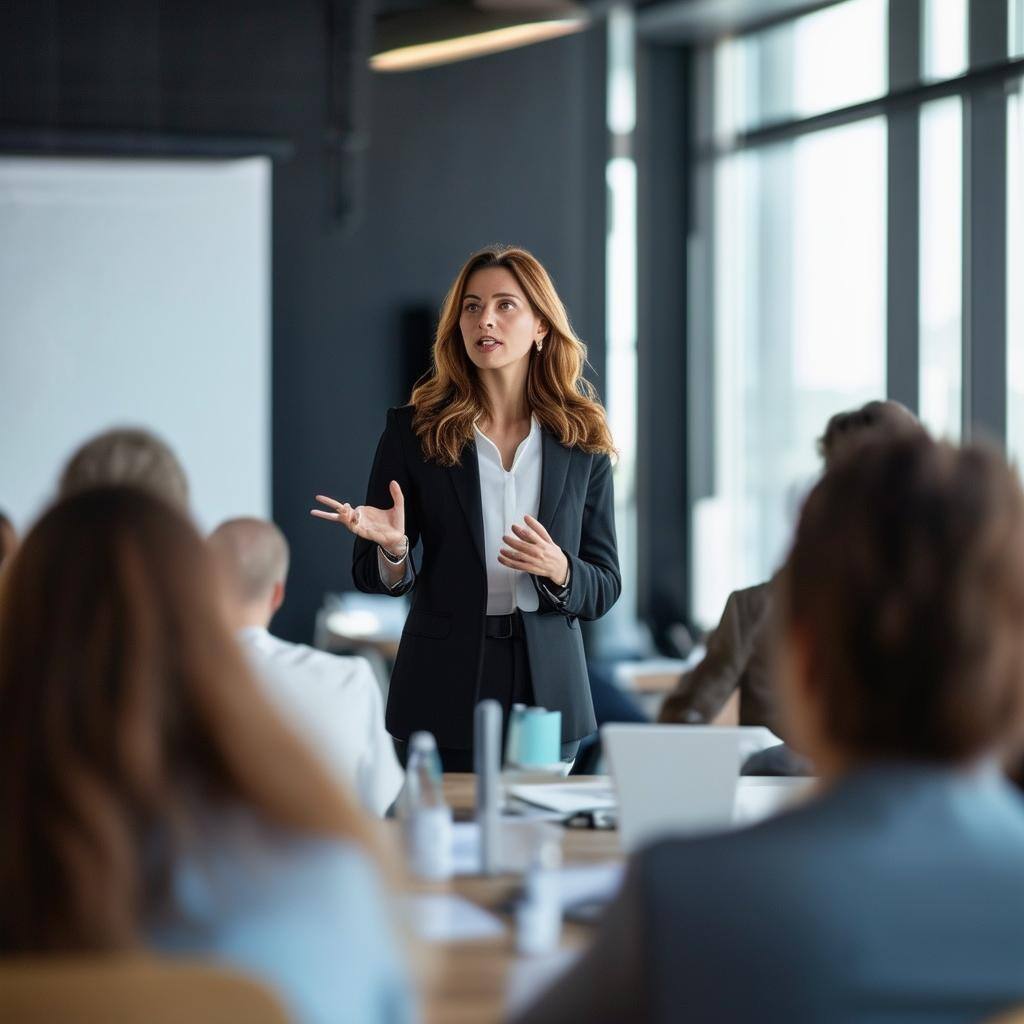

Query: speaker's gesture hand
left=311, top=480, right=407, bottom=555
left=499, top=514, right=570, bottom=587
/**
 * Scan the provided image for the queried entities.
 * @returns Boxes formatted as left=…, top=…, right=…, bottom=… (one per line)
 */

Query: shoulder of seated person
left=732, top=579, right=772, bottom=604
left=262, top=638, right=368, bottom=671
left=302, top=649, right=376, bottom=685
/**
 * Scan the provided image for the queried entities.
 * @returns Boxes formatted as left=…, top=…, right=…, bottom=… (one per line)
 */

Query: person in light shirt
left=209, top=517, right=403, bottom=816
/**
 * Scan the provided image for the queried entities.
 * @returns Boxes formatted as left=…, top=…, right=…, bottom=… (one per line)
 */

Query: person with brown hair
left=312, top=245, right=620, bottom=770
left=58, top=426, right=190, bottom=511
left=0, top=488, right=413, bottom=1024
left=515, top=434, right=1024, bottom=1024
left=659, top=399, right=923, bottom=748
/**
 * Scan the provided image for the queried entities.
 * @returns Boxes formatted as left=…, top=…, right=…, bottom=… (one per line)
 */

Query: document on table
left=404, top=893, right=506, bottom=942
left=733, top=776, right=816, bottom=825
left=554, top=861, right=624, bottom=911
left=451, top=819, right=564, bottom=875
left=507, top=780, right=617, bottom=815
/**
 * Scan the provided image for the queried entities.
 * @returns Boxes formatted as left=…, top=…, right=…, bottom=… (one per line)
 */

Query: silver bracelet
left=379, top=538, right=408, bottom=565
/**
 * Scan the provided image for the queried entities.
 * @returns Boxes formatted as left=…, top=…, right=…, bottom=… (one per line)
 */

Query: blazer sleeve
left=658, top=587, right=762, bottom=724
left=559, top=453, right=621, bottom=621
left=351, top=409, right=420, bottom=597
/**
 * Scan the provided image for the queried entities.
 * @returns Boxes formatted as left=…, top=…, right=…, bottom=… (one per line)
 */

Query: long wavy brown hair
left=411, top=245, right=616, bottom=465
left=0, top=487, right=382, bottom=953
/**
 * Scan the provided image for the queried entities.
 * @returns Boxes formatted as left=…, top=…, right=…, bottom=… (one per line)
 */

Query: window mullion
left=963, top=0, right=1009, bottom=441
left=887, top=0, right=922, bottom=412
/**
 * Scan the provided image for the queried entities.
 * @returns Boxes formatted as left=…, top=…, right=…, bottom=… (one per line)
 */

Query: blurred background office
left=1, top=0, right=1022, bottom=675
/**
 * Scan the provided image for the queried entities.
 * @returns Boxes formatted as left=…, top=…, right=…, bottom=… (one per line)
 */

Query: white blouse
left=378, top=415, right=570, bottom=613
left=473, top=416, right=542, bottom=615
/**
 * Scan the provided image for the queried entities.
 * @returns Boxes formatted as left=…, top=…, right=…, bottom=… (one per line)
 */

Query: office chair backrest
left=0, top=954, right=291, bottom=1024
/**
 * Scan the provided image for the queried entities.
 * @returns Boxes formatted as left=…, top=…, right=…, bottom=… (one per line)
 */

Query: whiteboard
left=0, top=155, right=271, bottom=532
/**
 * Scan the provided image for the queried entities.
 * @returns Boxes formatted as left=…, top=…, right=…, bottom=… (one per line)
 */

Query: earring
left=535, top=339, right=544, bottom=352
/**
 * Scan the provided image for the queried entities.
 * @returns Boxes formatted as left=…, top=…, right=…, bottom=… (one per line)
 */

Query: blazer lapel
left=449, top=441, right=486, bottom=567
left=539, top=430, right=572, bottom=526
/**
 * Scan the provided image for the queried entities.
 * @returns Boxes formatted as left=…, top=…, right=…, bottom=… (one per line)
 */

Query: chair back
left=0, top=955, right=291, bottom=1024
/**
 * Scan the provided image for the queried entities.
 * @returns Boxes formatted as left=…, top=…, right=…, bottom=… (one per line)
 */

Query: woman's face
left=460, top=266, right=547, bottom=372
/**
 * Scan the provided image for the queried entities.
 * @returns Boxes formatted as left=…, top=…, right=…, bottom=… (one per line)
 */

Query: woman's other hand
left=499, top=514, right=570, bottom=587
left=311, top=480, right=407, bottom=554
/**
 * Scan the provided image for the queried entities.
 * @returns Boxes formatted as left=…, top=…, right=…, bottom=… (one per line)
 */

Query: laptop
left=602, top=724, right=783, bottom=852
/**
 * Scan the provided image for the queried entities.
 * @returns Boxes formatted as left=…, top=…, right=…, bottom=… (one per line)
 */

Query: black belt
left=484, top=611, right=525, bottom=639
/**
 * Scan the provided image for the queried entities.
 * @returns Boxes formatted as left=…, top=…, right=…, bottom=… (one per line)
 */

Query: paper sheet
left=507, top=780, right=617, bottom=815
left=404, top=893, right=506, bottom=943
left=451, top=819, right=564, bottom=875
left=553, top=861, right=624, bottom=911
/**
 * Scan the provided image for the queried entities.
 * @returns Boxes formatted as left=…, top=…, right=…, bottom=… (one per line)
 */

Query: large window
left=687, top=0, right=1024, bottom=627
left=919, top=97, right=963, bottom=440
left=694, top=120, right=886, bottom=622
left=714, top=0, right=887, bottom=140
left=922, top=0, right=967, bottom=80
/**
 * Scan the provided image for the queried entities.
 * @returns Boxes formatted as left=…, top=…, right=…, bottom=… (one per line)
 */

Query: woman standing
left=313, top=246, right=619, bottom=771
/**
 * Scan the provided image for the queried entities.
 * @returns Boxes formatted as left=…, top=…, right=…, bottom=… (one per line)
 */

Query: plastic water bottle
left=516, top=835, right=563, bottom=955
left=400, top=731, right=453, bottom=880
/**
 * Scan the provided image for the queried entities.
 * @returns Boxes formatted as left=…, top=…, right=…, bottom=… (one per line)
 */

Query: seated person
left=515, top=434, right=1024, bottom=1024
left=58, top=425, right=190, bottom=511
left=0, top=488, right=413, bottom=1024
left=659, top=400, right=922, bottom=759
left=209, top=517, right=403, bottom=816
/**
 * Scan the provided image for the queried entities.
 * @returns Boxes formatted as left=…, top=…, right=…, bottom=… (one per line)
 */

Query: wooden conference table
left=417, top=773, right=619, bottom=1024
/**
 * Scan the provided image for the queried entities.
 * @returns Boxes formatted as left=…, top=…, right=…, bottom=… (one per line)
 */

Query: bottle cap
left=410, top=731, right=437, bottom=753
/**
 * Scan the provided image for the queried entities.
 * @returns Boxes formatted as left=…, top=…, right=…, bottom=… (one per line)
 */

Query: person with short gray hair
left=58, top=426, right=189, bottom=512
left=209, top=517, right=402, bottom=817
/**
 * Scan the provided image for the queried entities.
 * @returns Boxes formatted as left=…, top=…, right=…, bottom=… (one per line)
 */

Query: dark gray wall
left=0, top=1, right=609, bottom=642
left=277, top=34, right=609, bottom=641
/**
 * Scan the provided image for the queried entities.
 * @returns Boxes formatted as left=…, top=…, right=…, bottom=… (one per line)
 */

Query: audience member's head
left=781, top=435, right=1024, bottom=776
left=0, top=510, right=16, bottom=571
left=0, top=487, right=375, bottom=953
left=818, top=399, right=923, bottom=470
left=58, top=427, right=189, bottom=512
left=208, top=517, right=290, bottom=631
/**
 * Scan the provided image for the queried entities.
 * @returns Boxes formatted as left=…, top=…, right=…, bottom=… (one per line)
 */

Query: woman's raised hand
left=311, top=480, right=407, bottom=553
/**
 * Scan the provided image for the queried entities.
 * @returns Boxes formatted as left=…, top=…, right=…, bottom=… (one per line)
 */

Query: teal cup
left=516, top=707, right=562, bottom=767
left=505, top=703, right=528, bottom=768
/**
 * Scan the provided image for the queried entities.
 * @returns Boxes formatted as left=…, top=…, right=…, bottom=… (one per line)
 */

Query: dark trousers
left=392, top=628, right=535, bottom=773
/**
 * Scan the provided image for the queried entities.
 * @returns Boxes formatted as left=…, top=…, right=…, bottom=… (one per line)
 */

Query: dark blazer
left=515, top=764, right=1024, bottom=1024
left=352, top=406, right=620, bottom=749
left=658, top=579, right=781, bottom=734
